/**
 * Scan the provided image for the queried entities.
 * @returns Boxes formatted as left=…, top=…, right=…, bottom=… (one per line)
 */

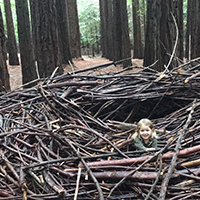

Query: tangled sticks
left=0, top=62, right=200, bottom=199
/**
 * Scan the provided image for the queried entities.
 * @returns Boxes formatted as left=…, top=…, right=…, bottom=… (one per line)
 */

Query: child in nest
left=132, top=118, right=158, bottom=151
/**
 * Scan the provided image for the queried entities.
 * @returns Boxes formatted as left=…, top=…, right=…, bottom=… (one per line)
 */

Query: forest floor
left=8, top=55, right=143, bottom=90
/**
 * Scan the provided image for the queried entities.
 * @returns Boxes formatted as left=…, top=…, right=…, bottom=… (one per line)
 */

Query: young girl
left=132, top=118, right=158, bottom=151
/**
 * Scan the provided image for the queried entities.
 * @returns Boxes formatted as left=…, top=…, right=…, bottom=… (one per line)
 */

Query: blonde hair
left=132, top=118, right=157, bottom=140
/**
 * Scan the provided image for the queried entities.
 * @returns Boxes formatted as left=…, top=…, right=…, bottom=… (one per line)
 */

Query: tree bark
left=29, top=0, right=39, bottom=62
left=84, top=144, right=200, bottom=168
left=36, top=0, right=63, bottom=78
left=160, top=0, right=183, bottom=68
left=144, top=0, right=161, bottom=70
left=185, top=0, right=192, bottom=60
left=15, top=0, right=37, bottom=86
left=66, top=0, right=81, bottom=58
left=56, top=0, right=72, bottom=64
left=174, top=0, right=183, bottom=61
left=112, top=0, right=132, bottom=68
left=191, top=0, right=200, bottom=59
left=132, top=0, right=143, bottom=58
left=159, top=0, right=174, bottom=69
left=107, top=0, right=114, bottom=60
left=3, top=0, right=19, bottom=65
left=89, top=171, right=158, bottom=181
left=144, top=0, right=183, bottom=71
left=0, top=7, right=10, bottom=92
left=99, top=0, right=108, bottom=58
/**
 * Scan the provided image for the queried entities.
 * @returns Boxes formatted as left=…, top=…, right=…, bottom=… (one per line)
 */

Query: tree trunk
left=0, top=7, right=10, bottom=92
left=185, top=0, right=192, bottom=60
left=112, top=0, right=132, bottom=68
left=144, top=0, right=183, bottom=71
left=36, top=0, right=63, bottom=78
left=56, top=0, right=72, bottom=64
left=15, top=0, right=37, bottom=86
left=3, top=0, right=19, bottom=65
left=160, top=0, right=183, bottom=68
left=159, top=0, right=174, bottom=69
left=113, top=0, right=122, bottom=62
left=107, top=0, right=114, bottom=60
left=144, top=0, right=161, bottom=70
left=66, top=0, right=81, bottom=58
left=99, top=0, right=114, bottom=60
left=99, top=0, right=108, bottom=58
left=142, top=0, right=146, bottom=39
left=132, top=0, right=143, bottom=58
left=191, top=0, right=200, bottom=59
left=174, top=0, right=183, bottom=62
left=29, top=0, right=39, bottom=62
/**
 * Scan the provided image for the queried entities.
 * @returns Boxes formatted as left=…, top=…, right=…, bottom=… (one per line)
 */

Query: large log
left=90, top=171, right=158, bottom=180
left=83, top=144, right=200, bottom=168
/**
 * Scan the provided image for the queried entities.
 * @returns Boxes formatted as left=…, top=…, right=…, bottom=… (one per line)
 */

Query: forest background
left=0, top=0, right=197, bottom=92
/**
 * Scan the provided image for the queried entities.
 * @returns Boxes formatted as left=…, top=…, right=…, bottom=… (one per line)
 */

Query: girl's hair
left=132, top=118, right=157, bottom=140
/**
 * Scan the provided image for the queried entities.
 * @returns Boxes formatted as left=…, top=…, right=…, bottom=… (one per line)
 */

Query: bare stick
left=74, top=167, right=82, bottom=200
left=165, top=12, right=179, bottom=72
left=159, top=99, right=197, bottom=200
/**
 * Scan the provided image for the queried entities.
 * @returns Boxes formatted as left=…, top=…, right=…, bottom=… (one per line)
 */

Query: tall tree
left=189, top=0, right=200, bottom=59
left=144, top=0, right=161, bottom=70
left=35, top=0, right=63, bottom=78
left=99, top=0, right=107, bottom=58
left=144, top=0, right=183, bottom=71
left=15, top=0, right=37, bottom=86
left=56, top=0, right=72, bottom=64
left=99, top=0, right=114, bottom=60
left=132, top=0, right=143, bottom=58
left=112, top=0, right=132, bottom=67
left=159, top=0, right=175, bottom=69
left=193, top=1, right=200, bottom=59
left=29, top=0, right=39, bottom=62
left=107, top=0, right=114, bottom=60
left=4, top=0, right=19, bottom=65
left=173, top=0, right=183, bottom=62
left=0, top=7, right=10, bottom=91
left=185, top=0, right=192, bottom=60
left=66, top=0, right=81, bottom=58
left=159, top=0, right=183, bottom=68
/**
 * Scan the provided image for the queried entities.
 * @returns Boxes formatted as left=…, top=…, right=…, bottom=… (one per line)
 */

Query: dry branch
left=83, top=144, right=200, bottom=168
left=0, top=63, right=200, bottom=199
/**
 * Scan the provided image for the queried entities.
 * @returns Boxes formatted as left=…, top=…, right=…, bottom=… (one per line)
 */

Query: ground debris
left=0, top=63, right=200, bottom=199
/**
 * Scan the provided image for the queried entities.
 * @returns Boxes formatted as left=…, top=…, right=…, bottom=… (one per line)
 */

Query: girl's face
left=139, top=124, right=152, bottom=142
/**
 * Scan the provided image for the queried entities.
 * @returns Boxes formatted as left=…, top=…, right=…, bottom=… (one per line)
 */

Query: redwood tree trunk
left=107, top=0, right=114, bottom=60
left=99, top=0, right=108, bottom=58
left=0, top=7, right=10, bottom=91
left=160, top=0, right=183, bottom=69
left=36, top=0, right=63, bottom=78
left=144, top=0, right=183, bottom=71
left=29, top=0, right=39, bottom=62
left=132, top=0, right=143, bottom=58
left=191, top=0, right=200, bottom=59
left=174, top=0, right=183, bottom=62
left=15, top=0, right=37, bottom=86
left=99, top=0, right=114, bottom=60
left=185, top=0, right=192, bottom=60
left=4, top=0, right=19, bottom=65
left=56, top=0, right=72, bottom=64
left=144, top=0, right=161, bottom=70
left=66, top=0, right=81, bottom=58
left=112, top=0, right=132, bottom=68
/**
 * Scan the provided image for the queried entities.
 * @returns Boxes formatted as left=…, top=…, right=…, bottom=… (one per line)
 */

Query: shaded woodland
left=0, top=0, right=199, bottom=91
left=0, top=0, right=200, bottom=199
